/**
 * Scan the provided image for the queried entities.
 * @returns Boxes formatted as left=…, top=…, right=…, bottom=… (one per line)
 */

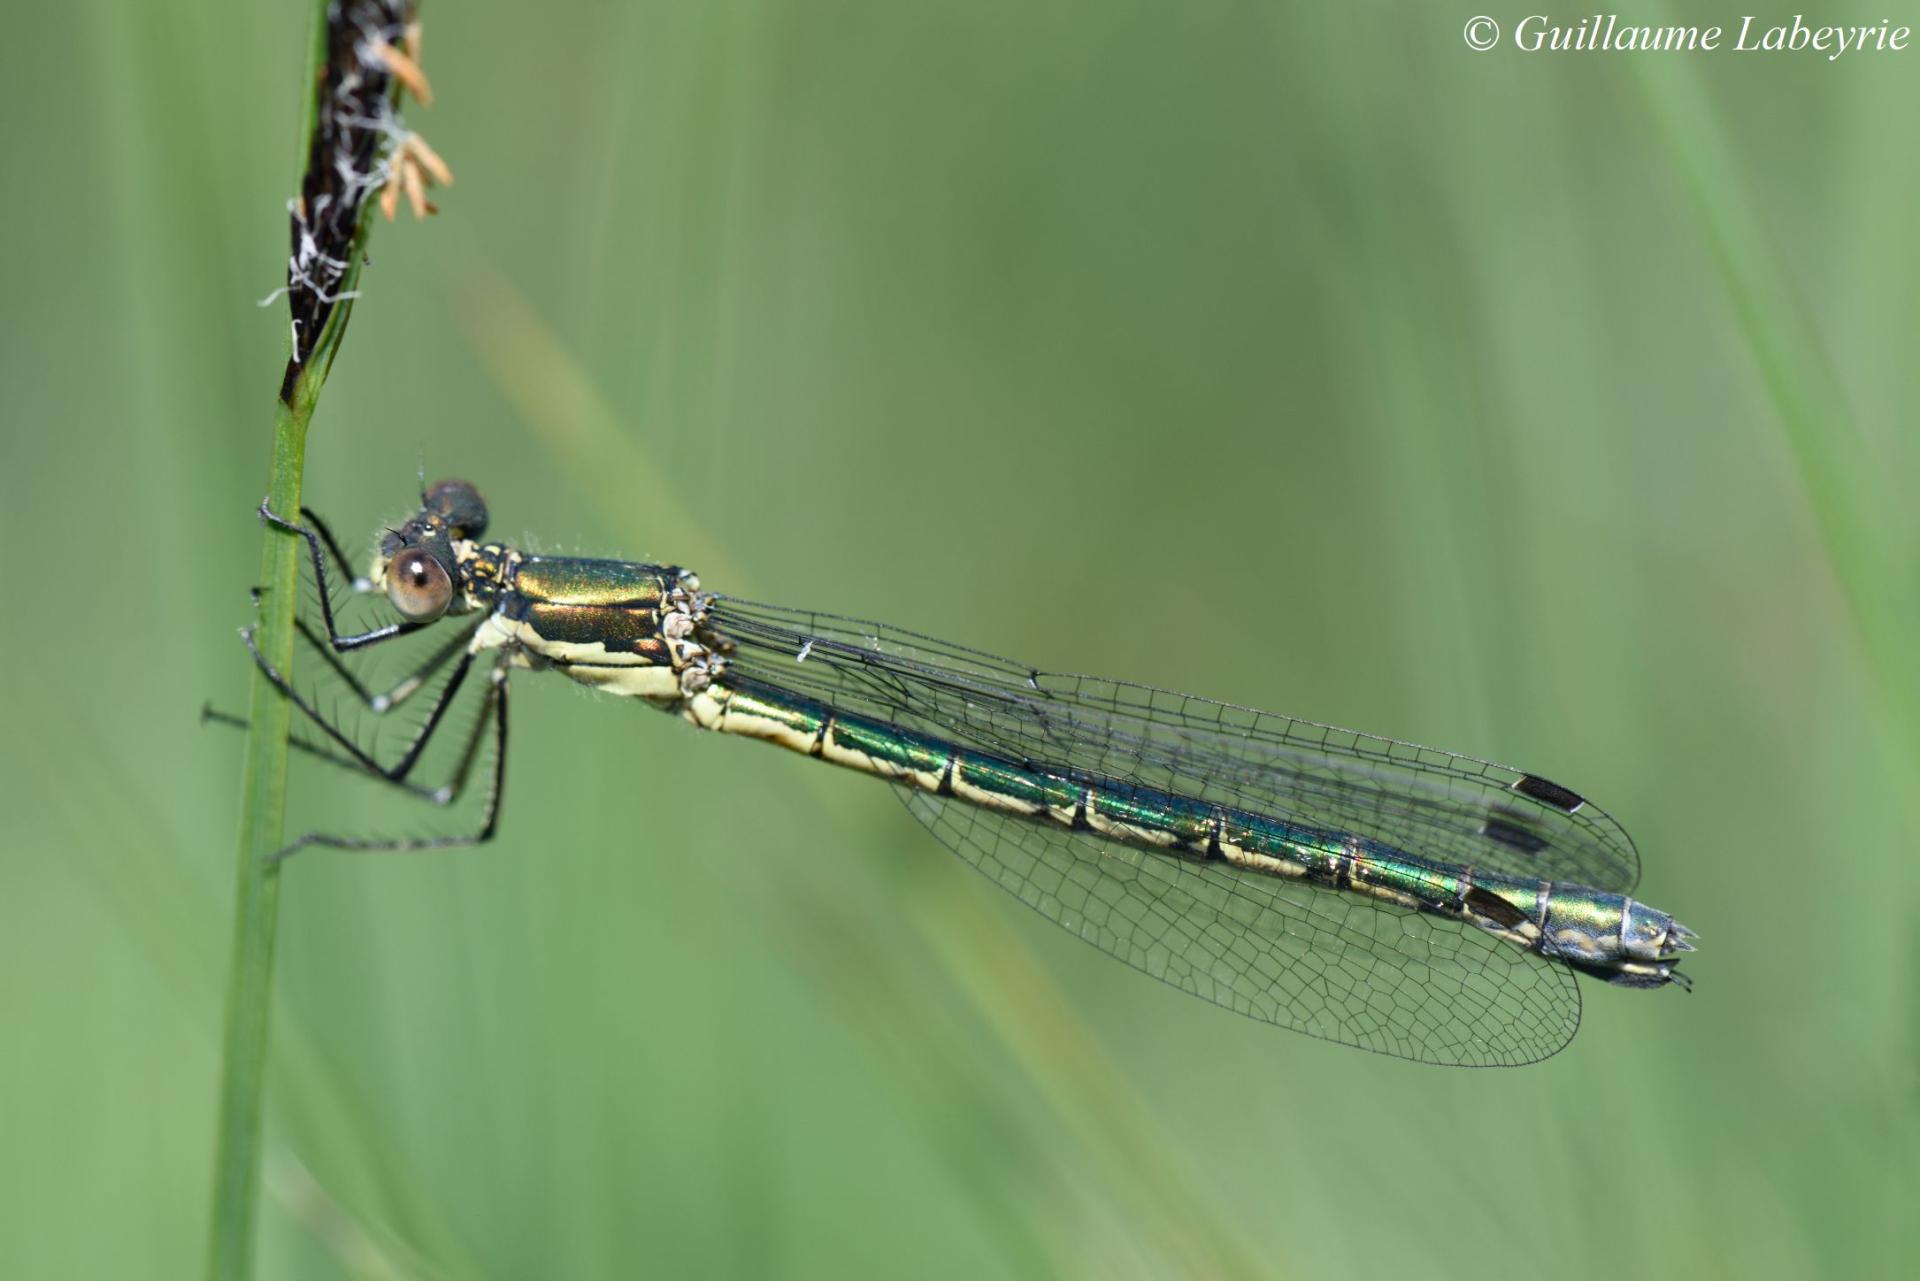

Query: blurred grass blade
left=267, top=1153, right=450, bottom=1281
left=1631, top=51, right=1920, bottom=776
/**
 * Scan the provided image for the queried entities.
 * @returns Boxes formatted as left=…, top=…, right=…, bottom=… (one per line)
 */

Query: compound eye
left=425, top=478, right=489, bottom=539
left=386, top=548, right=453, bottom=621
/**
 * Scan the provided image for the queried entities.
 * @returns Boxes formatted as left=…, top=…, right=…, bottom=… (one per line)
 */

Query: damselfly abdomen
left=241, top=479, right=1695, bottom=1067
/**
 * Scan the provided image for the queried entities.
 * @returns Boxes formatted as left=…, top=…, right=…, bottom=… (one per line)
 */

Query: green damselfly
left=240, top=479, right=1695, bottom=1067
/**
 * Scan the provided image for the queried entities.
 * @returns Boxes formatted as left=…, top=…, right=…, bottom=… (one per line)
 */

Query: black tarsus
left=268, top=666, right=511, bottom=862
left=243, top=622, right=474, bottom=784
left=295, top=614, right=475, bottom=713
left=258, top=498, right=421, bottom=652
left=294, top=617, right=376, bottom=704
left=300, top=505, right=365, bottom=588
left=202, top=702, right=450, bottom=803
left=234, top=490, right=514, bottom=861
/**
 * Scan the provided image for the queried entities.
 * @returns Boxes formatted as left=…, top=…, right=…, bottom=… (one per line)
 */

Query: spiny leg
left=259, top=497, right=421, bottom=651
left=202, top=705, right=451, bottom=805
left=249, top=578, right=474, bottom=713
left=269, top=663, right=511, bottom=862
left=242, top=617, right=477, bottom=783
left=294, top=612, right=476, bottom=713
left=297, top=505, right=373, bottom=594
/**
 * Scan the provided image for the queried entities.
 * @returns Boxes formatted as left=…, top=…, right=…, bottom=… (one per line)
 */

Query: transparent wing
left=898, top=788, right=1581, bottom=1065
left=711, top=597, right=1640, bottom=891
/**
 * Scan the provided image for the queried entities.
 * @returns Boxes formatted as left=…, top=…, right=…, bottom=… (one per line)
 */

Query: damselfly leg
left=260, top=499, right=425, bottom=651
left=294, top=615, right=475, bottom=714
left=273, top=504, right=455, bottom=709
left=221, top=499, right=515, bottom=860
left=265, top=664, right=510, bottom=862
left=247, top=502, right=487, bottom=782
left=244, top=607, right=484, bottom=783
left=202, top=705, right=444, bottom=802
left=278, top=503, right=463, bottom=709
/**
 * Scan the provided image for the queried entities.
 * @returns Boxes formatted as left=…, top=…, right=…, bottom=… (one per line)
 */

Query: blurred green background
left=3, top=1, right=1915, bottom=1276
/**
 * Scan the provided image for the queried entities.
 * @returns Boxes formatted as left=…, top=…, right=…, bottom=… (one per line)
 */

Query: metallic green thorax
left=424, top=548, right=1693, bottom=990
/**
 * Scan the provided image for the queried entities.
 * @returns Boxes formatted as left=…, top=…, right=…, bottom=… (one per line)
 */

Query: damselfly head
left=367, top=494, right=462, bottom=623
left=367, top=481, right=490, bottom=622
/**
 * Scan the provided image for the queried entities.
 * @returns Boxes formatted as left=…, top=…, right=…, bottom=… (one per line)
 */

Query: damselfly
left=240, top=479, right=1695, bottom=1067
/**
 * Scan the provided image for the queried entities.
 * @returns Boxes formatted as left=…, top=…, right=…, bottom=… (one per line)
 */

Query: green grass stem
left=205, top=1, right=399, bottom=1272
left=205, top=387, right=313, bottom=1281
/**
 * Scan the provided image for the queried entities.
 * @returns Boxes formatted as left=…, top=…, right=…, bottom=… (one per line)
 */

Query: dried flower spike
left=279, top=2, right=454, bottom=384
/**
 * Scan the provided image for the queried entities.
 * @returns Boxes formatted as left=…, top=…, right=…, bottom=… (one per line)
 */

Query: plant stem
left=207, top=0, right=423, bottom=1267
left=206, top=375, right=318, bottom=1281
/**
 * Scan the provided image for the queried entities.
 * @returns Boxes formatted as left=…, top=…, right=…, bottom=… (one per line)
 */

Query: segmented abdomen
left=678, top=676, right=1669, bottom=965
